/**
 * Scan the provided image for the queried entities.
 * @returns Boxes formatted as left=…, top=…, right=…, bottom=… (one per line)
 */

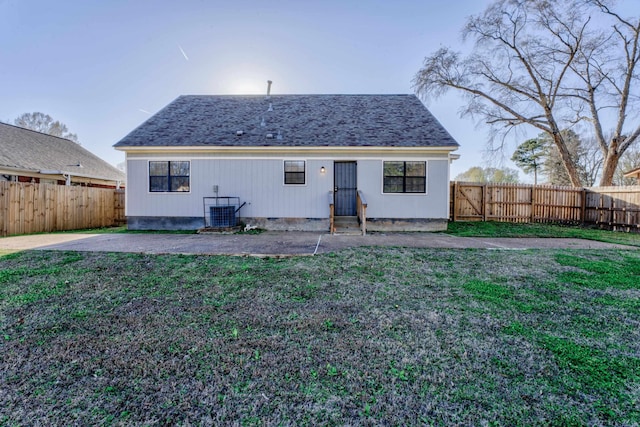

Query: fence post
left=0, top=182, right=7, bottom=237
left=530, top=186, right=536, bottom=223
left=482, top=184, right=487, bottom=221
left=452, top=181, right=457, bottom=222
left=580, top=188, right=587, bottom=225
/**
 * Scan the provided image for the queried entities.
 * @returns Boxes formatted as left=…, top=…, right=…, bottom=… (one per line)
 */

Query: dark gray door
left=334, top=162, right=357, bottom=216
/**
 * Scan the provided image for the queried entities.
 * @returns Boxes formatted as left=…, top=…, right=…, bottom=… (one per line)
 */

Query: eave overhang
left=623, top=167, right=640, bottom=178
left=115, top=145, right=459, bottom=156
left=0, top=165, right=123, bottom=186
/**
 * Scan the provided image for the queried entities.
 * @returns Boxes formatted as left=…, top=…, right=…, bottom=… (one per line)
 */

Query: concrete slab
left=319, top=233, right=636, bottom=252
left=1, top=232, right=322, bottom=257
left=1, top=231, right=636, bottom=256
left=0, top=233, right=99, bottom=251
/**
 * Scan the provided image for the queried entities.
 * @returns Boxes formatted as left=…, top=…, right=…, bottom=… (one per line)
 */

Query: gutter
left=39, top=169, right=72, bottom=185
left=39, top=169, right=124, bottom=184
left=115, top=145, right=461, bottom=156
left=0, top=166, right=123, bottom=187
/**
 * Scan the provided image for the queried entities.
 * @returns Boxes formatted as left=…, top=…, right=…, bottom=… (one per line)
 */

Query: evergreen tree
left=511, top=138, right=546, bottom=184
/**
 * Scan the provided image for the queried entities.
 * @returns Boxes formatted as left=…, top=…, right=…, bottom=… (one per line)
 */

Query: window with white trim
left=383, top=161, right=426, bottom=193
left=149, top=161, right=190, bottom=192
left=284, top=160, right=305, bottom=185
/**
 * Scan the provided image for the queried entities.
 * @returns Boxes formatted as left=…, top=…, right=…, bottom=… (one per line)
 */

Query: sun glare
left=227, top=80, right=268, bottom=95
left=209, top=68, right=276, bottom=95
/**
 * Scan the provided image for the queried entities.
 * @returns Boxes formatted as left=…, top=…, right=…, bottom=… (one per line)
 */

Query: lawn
left=1, top=247, right=639, bottom=426
left=444, top=221, right=640, bottom=247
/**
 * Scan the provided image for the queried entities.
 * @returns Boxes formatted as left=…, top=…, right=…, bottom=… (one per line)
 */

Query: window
left=383, top=161, right=426, bottom=193
left=284, top=160, right=305, bottom=185
left=149, top=161, right=190, bottom=192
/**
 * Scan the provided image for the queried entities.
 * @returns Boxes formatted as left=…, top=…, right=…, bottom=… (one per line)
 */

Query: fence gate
left=453, top=183, right=485, bottom=221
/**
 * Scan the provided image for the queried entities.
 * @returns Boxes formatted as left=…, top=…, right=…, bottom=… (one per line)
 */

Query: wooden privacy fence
left=0, top=182, right=126, bottom=237
left=450, top=182, right=640, bottom=232
left=584, top=186, right=640, bottom=231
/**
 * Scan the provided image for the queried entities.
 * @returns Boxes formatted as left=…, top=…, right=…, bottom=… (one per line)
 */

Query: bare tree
left=14, top=112, right=79, bottom=143
left=413, top=0, right=640, bottom=187
left=578, top=135, right=604, bottom=186
left=541, top=130, right=583, bottom=186
left=455, top=166, right=519, bottom=183
left=517, top=130, right=603, bottom=185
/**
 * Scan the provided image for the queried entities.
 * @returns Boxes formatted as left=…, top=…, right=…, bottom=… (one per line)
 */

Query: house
left=114, top=93, right=459, bottom=232
left=623, top=166, right=640, bottom=183
left=0, top=122, right=125, bottom=188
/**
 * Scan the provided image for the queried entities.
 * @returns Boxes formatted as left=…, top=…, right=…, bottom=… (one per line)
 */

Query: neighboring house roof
left=114, top=94, right=460, bottom=149
left=623, top=166, right=640, bottom=179
left=0, top=122, right=125, bottom=183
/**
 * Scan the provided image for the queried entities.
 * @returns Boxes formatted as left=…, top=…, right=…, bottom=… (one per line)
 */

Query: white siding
left=127, top=156, right=332, bottom=218
left=357, top=159, right=449, bottom=219
left=126, top=152, right=451, bottom=220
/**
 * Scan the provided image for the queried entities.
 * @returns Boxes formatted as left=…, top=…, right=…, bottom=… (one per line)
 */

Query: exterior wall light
left=320, top=166, right=326, bottom=174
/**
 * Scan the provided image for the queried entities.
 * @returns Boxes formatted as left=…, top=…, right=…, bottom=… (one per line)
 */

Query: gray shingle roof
left=114, top=94, right=459, bottom=149
left=0, top=122, right=125, bottom=182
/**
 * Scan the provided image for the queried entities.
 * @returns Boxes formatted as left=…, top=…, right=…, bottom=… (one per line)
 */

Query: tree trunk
left=599, top=152, right=621, bottom=187
left=553, top=134, right=582, bottom=187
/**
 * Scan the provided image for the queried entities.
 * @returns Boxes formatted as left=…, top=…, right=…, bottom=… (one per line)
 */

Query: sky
left=2, top=0, right=519, bottom=179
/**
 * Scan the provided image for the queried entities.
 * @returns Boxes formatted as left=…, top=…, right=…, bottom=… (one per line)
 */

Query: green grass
left=445, top=220, right=640, bottom=247
left=1, top=248, right=639, bottom=425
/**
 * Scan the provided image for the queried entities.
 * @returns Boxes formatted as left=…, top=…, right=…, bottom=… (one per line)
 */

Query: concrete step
left=333, top=216, right=362, bottom=235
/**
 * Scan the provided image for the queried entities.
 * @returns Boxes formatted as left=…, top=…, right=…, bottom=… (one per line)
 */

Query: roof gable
left=114, top=94, right=459, bottom=149
left=0, top=122, right=125, bottom=182
left=623, top=166, right=640, bottom=178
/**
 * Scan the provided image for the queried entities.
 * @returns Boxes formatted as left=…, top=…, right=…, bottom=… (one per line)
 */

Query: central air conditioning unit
left=202, top=196, right=245, bottom=229
left=210, top=205, right=236, bottom=228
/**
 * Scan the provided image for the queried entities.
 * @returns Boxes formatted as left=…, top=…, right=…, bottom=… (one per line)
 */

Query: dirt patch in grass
left=1, top=248, right=639, bottom=425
